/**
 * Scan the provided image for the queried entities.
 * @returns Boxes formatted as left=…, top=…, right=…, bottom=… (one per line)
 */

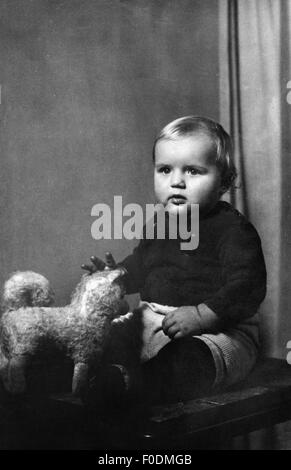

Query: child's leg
left=198, top=318, right=259, bottom=389
left=141, top=318, right=260, bottom=405
left=142, top=337, right=216, bottom=404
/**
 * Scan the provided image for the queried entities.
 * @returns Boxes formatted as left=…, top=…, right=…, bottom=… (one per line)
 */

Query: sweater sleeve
left=118, top=239, right=147, bottom=295
left=203, top=222, right=267, bottom=323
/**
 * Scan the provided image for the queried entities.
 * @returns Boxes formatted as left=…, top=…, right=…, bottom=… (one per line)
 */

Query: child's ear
left=219, top=185, right=228, bottom=196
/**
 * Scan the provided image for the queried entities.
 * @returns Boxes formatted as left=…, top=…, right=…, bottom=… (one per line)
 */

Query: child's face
left=154, top=133, right=222, bottom=215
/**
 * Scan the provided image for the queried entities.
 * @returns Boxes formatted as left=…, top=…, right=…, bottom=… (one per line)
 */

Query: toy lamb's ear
left=106, top=270, right=122, bottom=283
left=106, top=266, right=127, bottom=284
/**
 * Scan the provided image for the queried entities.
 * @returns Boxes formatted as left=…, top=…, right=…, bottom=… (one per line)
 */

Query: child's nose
left=170, top=170, right=186, bottom=188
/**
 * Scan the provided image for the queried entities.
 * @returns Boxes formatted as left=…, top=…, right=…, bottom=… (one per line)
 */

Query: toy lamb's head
left=70, top=267, right=128, bottom=318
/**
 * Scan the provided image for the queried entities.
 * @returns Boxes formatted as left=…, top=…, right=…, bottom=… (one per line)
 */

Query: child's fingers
left=162, top=315, right=176, bottom=332
left=81, top=264, right=96, bottom=274
left=172, top=331, right=184, bottom=340
left=165, top=324, right=180, bottom=339
left=82, top=253, right=117, bottom=273
left=90, top=256, right=106, bottom=271
left=105, top=252, right=117, bottom=269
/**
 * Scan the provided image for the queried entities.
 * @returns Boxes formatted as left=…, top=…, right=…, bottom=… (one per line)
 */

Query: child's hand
left=162, top=306, right=202, bottom=339
left=81, top=252, right=117, bottom=274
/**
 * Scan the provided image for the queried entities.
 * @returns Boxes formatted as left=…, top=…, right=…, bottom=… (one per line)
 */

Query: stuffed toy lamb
left=0, top=267, right=127, bottom=396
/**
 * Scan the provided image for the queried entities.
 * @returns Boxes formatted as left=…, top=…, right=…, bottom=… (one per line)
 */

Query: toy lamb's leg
left=72, top=362, right=89, bottom=396
left=7, top=356, right=28, bottom=394
left=0, top=346, right=9, bottom=391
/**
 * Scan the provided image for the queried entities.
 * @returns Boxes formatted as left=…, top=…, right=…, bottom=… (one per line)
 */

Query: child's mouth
left=168, top=195, right=187, bottom=205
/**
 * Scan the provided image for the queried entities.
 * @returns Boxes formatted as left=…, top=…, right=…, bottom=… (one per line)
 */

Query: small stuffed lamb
left=0, top=267, right=126, bottom=396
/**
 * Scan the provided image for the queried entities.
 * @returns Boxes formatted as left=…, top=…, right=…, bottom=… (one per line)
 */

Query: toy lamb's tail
left=1, top=271, right=55, bottom=312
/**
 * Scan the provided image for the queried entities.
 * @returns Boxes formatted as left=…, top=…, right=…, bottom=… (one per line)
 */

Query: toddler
left=83, top=116, right=266, bottom=405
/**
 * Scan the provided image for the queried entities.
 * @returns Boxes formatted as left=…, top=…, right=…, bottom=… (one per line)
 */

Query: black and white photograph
left=0, top=0, right=290, bottom=452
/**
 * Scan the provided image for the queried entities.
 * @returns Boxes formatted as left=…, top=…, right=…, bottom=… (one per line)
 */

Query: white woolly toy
left=0, top=267, right=126, bottom=396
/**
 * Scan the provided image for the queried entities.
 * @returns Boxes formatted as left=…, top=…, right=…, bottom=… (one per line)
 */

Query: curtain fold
left=227, top=0, right=248, bottom=215
left=219, top=0, right=291, bottom=357
left=279, top=0, right=291, bottom=359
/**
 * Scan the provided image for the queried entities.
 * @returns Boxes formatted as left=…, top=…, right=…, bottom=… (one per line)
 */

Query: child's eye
left=186, top=167, right=201, bottom=175
left=158, top=166, right=171, bottom=174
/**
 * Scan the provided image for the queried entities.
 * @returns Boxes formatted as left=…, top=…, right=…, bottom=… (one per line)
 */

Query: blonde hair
left=152, top=115, right=237, bottom=193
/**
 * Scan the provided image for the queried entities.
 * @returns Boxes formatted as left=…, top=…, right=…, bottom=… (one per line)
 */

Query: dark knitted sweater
left=121, top=201, right=267, bottom=326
